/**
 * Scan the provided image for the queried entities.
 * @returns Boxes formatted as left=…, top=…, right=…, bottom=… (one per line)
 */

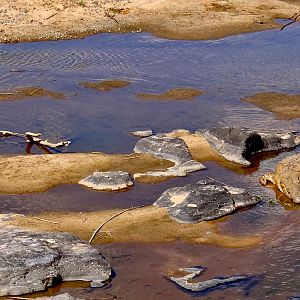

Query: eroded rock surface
left=154, top=179, right=259, bottom=223
left=134, top=135, right=205, bottom=179
left=0, top=227, right=111, bottom=296
left=169, top=266, right=248, bottom=293
left=79, top=171, right=133, bottom=191
left=260, top=153, right=300, bottom=203
left=198, top=126, right=300, bottom=166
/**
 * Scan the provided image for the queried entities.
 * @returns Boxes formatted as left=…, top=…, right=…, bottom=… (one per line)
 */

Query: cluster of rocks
left=80, top=126, right=300, bottom=205
left=2, top=126, right=299, bottom=297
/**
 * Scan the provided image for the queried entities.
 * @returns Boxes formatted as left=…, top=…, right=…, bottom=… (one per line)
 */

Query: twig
left=29, top=87, right=42, bottom=96
left=8, top=297, right=30, bottom=300
left=89, top=205, right=146, bottom=244
left=281, top=12, right=300, bottom=31
left=104, top=10, right=119, bottom=25
left=45, top=12, right=59, bottom=20
left=206, top=176, right=228, bottom=186
left=32, top=217, right=58, bottom=224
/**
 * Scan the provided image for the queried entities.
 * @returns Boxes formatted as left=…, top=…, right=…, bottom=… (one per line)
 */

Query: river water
left=0, top=22, right=299, bottom=299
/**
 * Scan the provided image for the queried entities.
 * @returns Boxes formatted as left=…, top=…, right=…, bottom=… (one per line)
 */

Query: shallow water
left=0, top=22, right=300, bottom=299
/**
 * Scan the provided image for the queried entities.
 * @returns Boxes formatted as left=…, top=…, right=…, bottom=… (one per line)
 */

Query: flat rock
left=131, top=129, right=153, bottom=138
left=134, top=135, right=192, bottom=164
left=134, top=135, right=205, bottom=179
left=0, top=227, right=111, bottom=296
left=260, top=153, right=300, bottom=203
left=169, top=266, right=248, bottom=293
left=79, top=171, right=133, bottom=191
left=154, top=179, right=259, bottom=223
left=197, top=126, right=300, bottom=166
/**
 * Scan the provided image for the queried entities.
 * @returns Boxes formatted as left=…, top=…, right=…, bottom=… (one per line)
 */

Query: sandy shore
left=0, top=0, right=299, bottom=43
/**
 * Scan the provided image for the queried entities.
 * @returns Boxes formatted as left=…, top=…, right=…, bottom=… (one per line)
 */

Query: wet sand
left=243, top=92, right=300, bottom=120
left=0, top=0, right=299, bottom=43
left=1, top=206, right=260, bottom=247
left=0, top=152, right=173, bottom=194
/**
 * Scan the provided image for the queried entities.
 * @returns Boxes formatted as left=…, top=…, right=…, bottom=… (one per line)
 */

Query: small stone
left=131, top=129, right=153, bottom=138
left=79, top=171, right=133, bottom=191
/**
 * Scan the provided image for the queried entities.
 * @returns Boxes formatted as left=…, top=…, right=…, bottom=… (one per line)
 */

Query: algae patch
left=136, top=88, right=203, bottom=101
left=242, top=92, right=300, bottom=120
left=79, top=80, right=130, bottom=91
left=0, top=86, right=65, bottom=101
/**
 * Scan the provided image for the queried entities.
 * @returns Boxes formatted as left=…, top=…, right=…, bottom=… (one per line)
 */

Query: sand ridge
left=0, top=0, right=299, bottom=43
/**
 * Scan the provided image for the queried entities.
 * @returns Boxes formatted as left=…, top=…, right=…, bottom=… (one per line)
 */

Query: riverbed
left=0, top=22, right=299, bottom=299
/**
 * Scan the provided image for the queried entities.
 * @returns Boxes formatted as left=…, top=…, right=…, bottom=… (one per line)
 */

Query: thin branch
left=206, top=176, right=227, bottom=186
left=32, top=217, right=59, bottom=224
left=104, top=10, right=119, bottom=25
left=89, top=205, right=146, bottom=244
left=281, top=12, right=300, bottom=31
left=45, top=12, right=59, bottom=20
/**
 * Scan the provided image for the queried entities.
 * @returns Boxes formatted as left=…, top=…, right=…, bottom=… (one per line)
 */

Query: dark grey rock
left=131, top=129, right=153, bottom=138
left=134, top=135, right=192, bottom=164
left=133, top=135, right=205, bottom=179
left=0, top=226, right=111, bottom=296
left=154, top=179, right=259, bottom=223
left=170, top=266, right=247, bottom=293
left=197, top=126, right=300, bottom=166
left=79, top=171, right=133, bottom=191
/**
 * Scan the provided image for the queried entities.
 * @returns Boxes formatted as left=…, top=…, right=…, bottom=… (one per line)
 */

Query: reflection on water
left=0, top=24, right=300, bottom=154
left=0, top=23, right=300, bottom=299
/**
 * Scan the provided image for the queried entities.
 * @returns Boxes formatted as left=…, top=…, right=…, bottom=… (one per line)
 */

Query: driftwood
left=89, top=205, right=146, bottom=244
left=0, top=130, right=71, bottom=153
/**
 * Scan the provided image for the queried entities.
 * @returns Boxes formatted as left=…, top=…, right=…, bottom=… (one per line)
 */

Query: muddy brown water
left=0, top=21, right=300, bottom=299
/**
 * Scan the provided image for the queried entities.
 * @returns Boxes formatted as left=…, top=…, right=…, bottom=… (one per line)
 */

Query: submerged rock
left=37, top=294, right=83, bottom=300
left=260, top=153, right=300, bottom=203
left=79, top=171, right=133, bottom=191
left=198, top=126, right=300, bottom=166
left=131, top=129, right=153, bottom=138
left=169, top=266, right=248, bottom=293
left=0, top=227, right=111, bottom=296
left=134, top=135, right=205, bottom=179
left=154, top=179, right=259, bottom=223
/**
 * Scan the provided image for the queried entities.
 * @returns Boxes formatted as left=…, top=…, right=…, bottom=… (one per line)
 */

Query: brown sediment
left=242, top=92, right=300, bottom=120
left=79, top=80, right=130, bottom=92
left=136, top=88, right=203, bottom=101
left=3, top=206, right=261, bottom=247
left=0, top=0, right=299, bottom=43
left=0, top=152, right=173, bottom=194
left=0, top=86, right=65, bottom=101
